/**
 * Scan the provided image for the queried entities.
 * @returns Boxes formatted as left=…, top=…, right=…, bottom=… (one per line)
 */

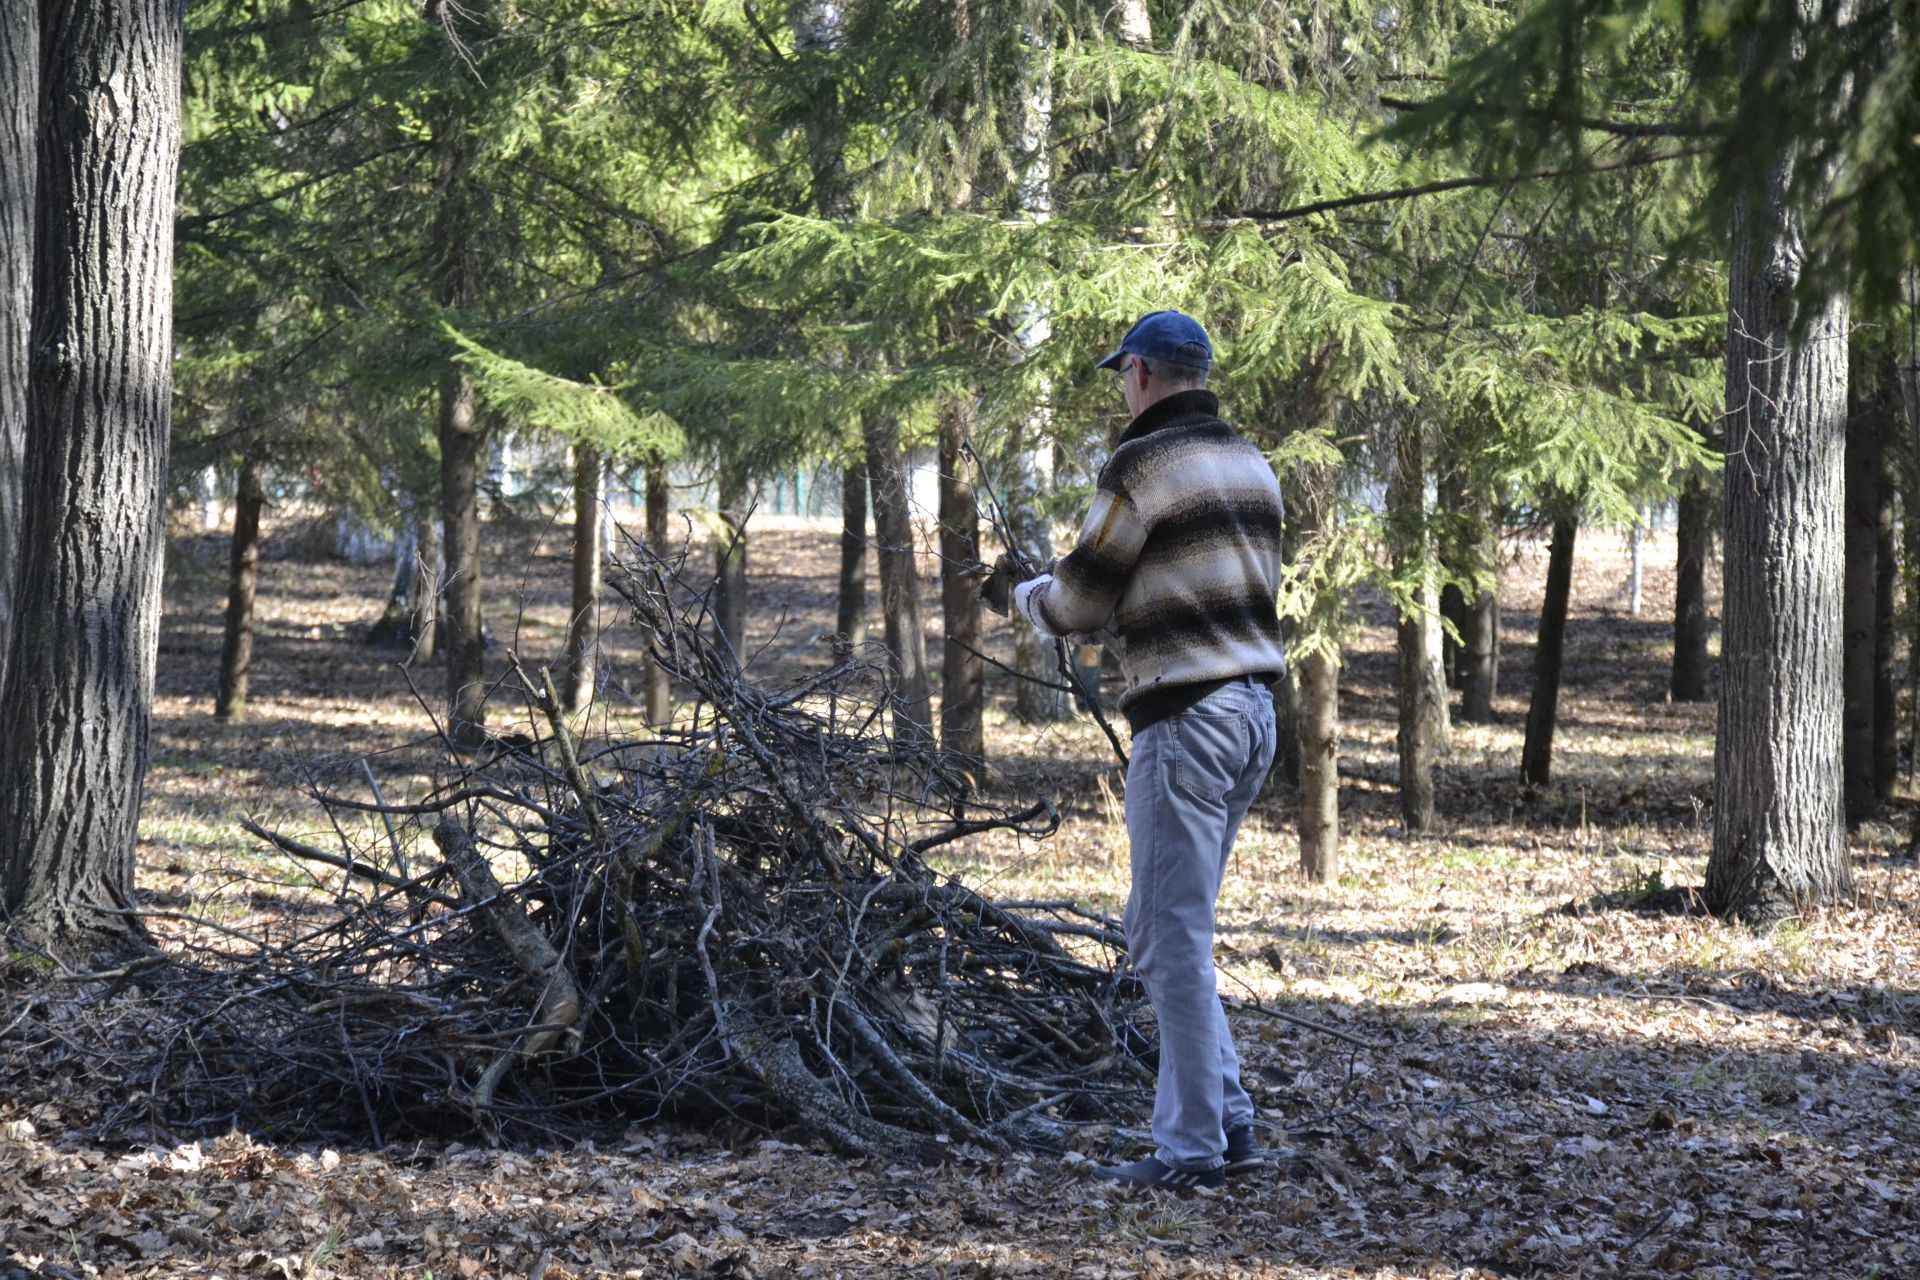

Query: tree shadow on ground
left=4, top=964, right=1910, bottom=1280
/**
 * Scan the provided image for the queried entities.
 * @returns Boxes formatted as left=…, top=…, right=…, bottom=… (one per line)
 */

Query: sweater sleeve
left=1012, top=487, right=1147, bottom=638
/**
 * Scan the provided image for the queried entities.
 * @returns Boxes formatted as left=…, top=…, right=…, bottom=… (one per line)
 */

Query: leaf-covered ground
left=4, top=511, right=1917, bottom=1279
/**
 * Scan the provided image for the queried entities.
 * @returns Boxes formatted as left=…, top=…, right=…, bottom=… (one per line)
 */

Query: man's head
left=1096, top=310, right=1212, bottom=417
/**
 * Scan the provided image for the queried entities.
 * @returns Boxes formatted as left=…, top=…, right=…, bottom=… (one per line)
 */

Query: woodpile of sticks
left=94, top=543, right=1152, bottom=1155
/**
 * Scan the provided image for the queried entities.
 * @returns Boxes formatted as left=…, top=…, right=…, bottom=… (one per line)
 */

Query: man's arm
left=1013, top=487, right=1147, bottom=638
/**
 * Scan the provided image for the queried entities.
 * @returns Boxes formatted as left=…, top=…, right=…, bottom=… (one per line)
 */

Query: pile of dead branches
left=56, top=543, right=1151, bottom=1155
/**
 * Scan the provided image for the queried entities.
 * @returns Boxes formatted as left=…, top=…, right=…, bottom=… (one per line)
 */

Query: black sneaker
left=1090, top=1155, right=1225, bottom=1190
left=1224, top=1124, right=1265, bottom=1177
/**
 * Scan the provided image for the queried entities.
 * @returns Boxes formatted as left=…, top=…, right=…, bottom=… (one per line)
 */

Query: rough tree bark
left=1707, top=3, right=1854, bottom=922
left=0, top=0, right=32, bottom=698
left=561, top=441, right=602, bottom=714
left=1519, top=515, right=1576, bottom=787
left=642, top=465, right=671, bottom=725
left=865, top=413, right=933, bottom=743
left=938, top=401, right=985, bottom=760
left=1297, top=646, right=1341, bottom=882
left=440, top=367, right=485, bottom=747
left=0, top=0, right=184, bottom=939
left=837, top=458, right=868, bottom=648
left=1671, top=470, right=1714, bottom=702
left=215, top=456, right=265, bottom=720
left=1294, top=458, right=1341, bottom=881
left=712, top=466, right=750, bottom=661
left=1843, top=372, right=1887, bottom=823
left=1391, top=417, right=1439, bottom=832
left=430, top=126, right=485, bottom=748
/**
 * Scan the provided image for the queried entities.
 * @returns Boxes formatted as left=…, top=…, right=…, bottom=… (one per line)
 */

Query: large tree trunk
left=712, top=467, right=750, bottom=661
left=0, top=0, right=183, bottom=939
left=1519, top=515, right=1576, bottom=787
left=431, top=125, right=484, bottom=749
left=440, top=369, right=485, bottom=748
left=0, top=0, right=32, bottom=699
left=837, top=458, right=868, bottom=648
left=1843, top=373, right=1887, bottom=823
left=1707, top=12, right=1853, bottom=922
left=561, top=441, right=602, bottom=715
left=938, top=401, right=985, bottom=760
left=215, top=456, right=265, bottom=720
left=642, top=464, right=671, bottom=726
left=1391, top=418, right=1439, bottom=832
left=865, top=413, right=933, bottom=744
left=1671, top=470, right=1714, bottom=702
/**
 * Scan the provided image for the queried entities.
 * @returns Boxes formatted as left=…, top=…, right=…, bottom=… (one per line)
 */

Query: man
left=987, top=310, right=1286, bottom=1189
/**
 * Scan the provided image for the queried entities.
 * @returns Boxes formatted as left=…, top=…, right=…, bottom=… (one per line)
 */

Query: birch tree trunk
left=1520, top=516, right=1577, bottom=787
left=0, top=0, right=32, bottom=699
left=1707, top=3, right=1854, bottom=921
left=0, top=0, right=184, bottom=939
left=561, top=441, right=602, bottom=715
left=215, top=456, right=265, bottom=720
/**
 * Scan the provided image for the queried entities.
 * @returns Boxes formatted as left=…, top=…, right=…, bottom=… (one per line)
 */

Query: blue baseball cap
left=1094, top=310, right=1214, bottom=372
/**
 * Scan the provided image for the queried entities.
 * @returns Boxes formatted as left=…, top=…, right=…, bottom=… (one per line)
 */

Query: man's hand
left=972, top=552, right=1044, bottom=617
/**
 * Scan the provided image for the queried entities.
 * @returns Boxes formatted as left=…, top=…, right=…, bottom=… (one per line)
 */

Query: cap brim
left=1093, top=348, right=1126, bottom=371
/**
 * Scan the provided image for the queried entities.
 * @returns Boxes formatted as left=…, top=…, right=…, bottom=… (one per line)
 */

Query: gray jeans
left=1123, top=677, right=1277, bottom=1169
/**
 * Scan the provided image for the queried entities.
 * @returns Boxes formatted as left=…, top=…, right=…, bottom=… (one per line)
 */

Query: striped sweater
left=1013, top=389, right=1287, bottom=730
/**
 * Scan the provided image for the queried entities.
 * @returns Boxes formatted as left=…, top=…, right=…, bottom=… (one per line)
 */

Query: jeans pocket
left=1172, top=711, right=1245, bottom=804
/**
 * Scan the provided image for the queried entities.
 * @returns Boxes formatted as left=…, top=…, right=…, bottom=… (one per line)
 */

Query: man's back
left=1017, top=388, right=1287, bottom=729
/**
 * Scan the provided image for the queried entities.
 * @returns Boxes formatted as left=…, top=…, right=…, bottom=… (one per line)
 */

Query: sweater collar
left=1118, top=389, right=1222, bottom=445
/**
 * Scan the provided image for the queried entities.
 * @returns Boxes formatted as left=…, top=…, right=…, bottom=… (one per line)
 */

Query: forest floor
left=4, top=508, right=1919, bottom=1280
